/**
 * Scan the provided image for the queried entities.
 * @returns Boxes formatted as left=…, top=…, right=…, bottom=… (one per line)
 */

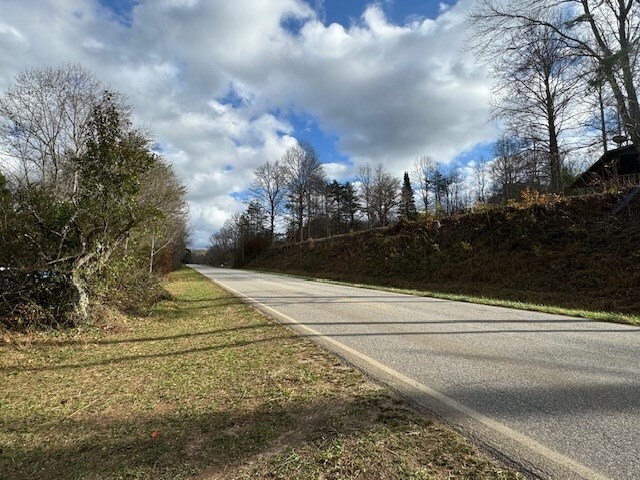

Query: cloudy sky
left=0, top=0, right=497, bottom=248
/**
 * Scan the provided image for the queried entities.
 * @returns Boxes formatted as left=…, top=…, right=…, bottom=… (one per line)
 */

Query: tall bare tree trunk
left=149, top=234, right=155, bottom=274
left=71, top=267, right=90, bottom=323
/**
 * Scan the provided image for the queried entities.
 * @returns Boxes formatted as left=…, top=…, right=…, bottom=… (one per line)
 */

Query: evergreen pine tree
left=399, top=172, right=418, bottom=220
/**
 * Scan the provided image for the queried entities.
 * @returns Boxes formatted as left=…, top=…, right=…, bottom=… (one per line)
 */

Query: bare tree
left=584, top=67, right=625, bottom=154
left=357, top=164, right=375, bottom=229
left=137, top=159, right=189, bottom=274
left=0, top=64, right=105, bottom=195
left=472, top=11, right=583, bottom=192
left=472, top=157, right=489, bottom=203
left=357, top=163, right=399, bottom=227
left=371, top=163, right=400, bottom=227
left=282, top=141, right=325, bottom=242
left=490, top=135, right=528, bottom=201
left=411, top=155, right=436, bottom=212
left=208, top=212, right=243, bottom=265
left=469, top=0, right=640, bottom=149
left=249, top=159, right=286, bottom=244
left=448, top=166, right=466, bottom=213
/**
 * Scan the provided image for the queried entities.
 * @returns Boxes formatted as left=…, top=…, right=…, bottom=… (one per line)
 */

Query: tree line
left=0, top=64, right=189, bottom=328
left=209, top=1, right=640, bottom=265
left=206, top=145, right=485, bottom=266
left=468, top=0, right=640, bottom=192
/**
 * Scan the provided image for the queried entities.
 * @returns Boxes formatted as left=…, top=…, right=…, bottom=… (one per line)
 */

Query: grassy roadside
left=0, top=267, right=522, bottom=480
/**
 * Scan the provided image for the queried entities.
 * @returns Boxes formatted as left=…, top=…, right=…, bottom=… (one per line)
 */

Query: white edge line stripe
left=206, top=272, right=609, bottom=480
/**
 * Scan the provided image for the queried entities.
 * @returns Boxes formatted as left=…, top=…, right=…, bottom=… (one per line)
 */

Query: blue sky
left=319, top=0, right=453, bottom=26
left=99, top=0, right=454, bottom=26
left=98, top=0, right=139, bottom=23
left=1, top=0, right=497, bottom=247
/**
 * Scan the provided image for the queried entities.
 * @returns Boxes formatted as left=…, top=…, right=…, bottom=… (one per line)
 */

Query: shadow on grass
left=24, top=323, right=279, bottom=348
left=5, top=318, right=638, bottom=373
left=1, top=332, right=294, bottom=372
left=4, top=373, right=637, bottom=479
left=2, top=399, right=299, bottom=480
left=1, top=389, right=516, bottom=480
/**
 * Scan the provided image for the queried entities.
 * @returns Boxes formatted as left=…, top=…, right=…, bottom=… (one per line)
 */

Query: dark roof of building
left=571, top=144, right=640, bottom=189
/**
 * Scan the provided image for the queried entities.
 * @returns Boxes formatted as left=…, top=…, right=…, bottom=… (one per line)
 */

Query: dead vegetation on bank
left=249, top=191, right=640, bottom=316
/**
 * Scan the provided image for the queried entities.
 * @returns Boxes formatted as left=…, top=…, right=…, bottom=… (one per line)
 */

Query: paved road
left=190, top=266, right=640, bottom=480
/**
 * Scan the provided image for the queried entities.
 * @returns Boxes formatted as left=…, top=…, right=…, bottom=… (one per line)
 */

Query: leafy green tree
left=0, top=89, right=159, bottom=323
left=0, top=66, right=189, bottom=327
left=239, top=200, right=269, bottom=262
left=432, top=165, right=453, bottom=215
left=66, top=92, right=157, bottom=318
left=338, top=181, right=361, bottom=231
left=325, top=180, right=360, bottom=235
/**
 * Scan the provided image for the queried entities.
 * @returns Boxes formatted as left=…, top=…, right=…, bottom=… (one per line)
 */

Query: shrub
left=0, top=269, right=76, bottom=330
left=91, top=258, right=171, bottom=315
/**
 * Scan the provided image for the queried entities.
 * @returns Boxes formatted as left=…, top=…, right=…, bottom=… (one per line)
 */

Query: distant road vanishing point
left=191, top=265, right=640, bottom=480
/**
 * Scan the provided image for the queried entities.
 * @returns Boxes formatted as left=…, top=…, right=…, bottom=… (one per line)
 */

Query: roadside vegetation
left=247, top=190, right=640, bottom=319
left=0, top=64, right=189, bottom=330
left=0, top=268, right=521, bottom=480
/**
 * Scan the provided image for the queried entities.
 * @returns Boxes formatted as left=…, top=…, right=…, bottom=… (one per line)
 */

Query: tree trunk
left=582, top=0, right=640, bottom=147
left=598, top=86, right=608, bottom=153
left=620, top=60, right=640, bottom=147
left=149, top=235, right=155, bottom=274
left=298, top=197, right=304, bottom=243
left=545, top=74, right=562, bottom=192
left=616, top=4, right=640, bottom=147
left=269, top=211, right=275, bottom=246
left=71, top=268, right=90, bottom=323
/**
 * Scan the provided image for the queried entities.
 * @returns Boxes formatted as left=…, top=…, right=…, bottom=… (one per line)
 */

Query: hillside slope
left=248, top=192, right=640, bottom=314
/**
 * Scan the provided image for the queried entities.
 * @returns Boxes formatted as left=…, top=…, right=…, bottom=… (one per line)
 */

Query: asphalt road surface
left=190, top=265, right=640, bottom=480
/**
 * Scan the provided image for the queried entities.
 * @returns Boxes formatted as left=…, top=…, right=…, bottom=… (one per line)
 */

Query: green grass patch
left=1, top=267, right=521, bottom=480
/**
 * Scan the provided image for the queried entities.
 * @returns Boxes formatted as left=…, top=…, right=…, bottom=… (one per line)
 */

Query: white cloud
left=229, top=0, right=494, bottom=175
left=0, top=0, right=493, bottom=247
left=0, top=23, right=27, bottom=45
left=323, top=161, right=353, bottom=180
